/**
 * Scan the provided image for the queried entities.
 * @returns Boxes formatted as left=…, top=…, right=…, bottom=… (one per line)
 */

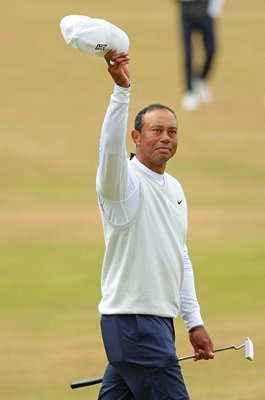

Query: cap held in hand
left=60, top=15, right=129, bottom=57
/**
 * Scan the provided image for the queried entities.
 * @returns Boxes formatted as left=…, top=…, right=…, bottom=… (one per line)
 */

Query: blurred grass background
left=1, top=0, right=264, bottom=399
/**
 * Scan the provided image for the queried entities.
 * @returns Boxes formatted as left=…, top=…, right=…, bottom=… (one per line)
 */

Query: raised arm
left=96, top=50, right=137, bottom=202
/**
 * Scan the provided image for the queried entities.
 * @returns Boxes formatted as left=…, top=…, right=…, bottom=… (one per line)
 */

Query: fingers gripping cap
left=60, top=15, right=129, bottom=57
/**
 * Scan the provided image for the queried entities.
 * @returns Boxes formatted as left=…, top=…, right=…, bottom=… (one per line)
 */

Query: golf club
left=176, top=337, right=254, bottom=361
left=70, top=337, right=254, bottom=389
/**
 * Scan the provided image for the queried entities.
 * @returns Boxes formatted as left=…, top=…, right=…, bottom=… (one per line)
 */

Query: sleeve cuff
left=185, top=311, right=204, bottom=331
left=114, top=83, right=131, bottom=95
left=188, top=324, right=204, bottom=333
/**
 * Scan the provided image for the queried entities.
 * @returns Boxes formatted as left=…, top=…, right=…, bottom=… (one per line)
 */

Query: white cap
left=60, top=15, right=129, bottom=57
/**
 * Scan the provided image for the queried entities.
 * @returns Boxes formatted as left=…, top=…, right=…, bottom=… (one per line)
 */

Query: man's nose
left=160, top=130, right=170, bottom=142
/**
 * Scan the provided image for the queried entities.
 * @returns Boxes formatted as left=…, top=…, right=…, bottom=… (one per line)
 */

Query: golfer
left=176, top=0, right=224, bottom=111
left=96, top=49, right=214, bottom=400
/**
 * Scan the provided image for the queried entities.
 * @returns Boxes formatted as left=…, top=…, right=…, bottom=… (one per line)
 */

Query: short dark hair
left=134, top=104, right=177, bottom=132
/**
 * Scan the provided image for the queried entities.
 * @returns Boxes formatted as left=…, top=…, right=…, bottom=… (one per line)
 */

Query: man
left=176, top=0, right=224, bottom=111
left=96, top=49, right=214, bottom=400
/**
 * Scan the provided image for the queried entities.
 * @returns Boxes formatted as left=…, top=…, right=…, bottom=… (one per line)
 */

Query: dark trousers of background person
left=98, top=314, right=190, bottom=400
left=180, top=5, right=216, bottom=92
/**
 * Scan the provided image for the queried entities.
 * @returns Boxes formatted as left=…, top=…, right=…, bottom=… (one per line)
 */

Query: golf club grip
left=70, top=354, right=193, bottom=389
left=70, top=376, right=103, bottom=389
left=69, top=353, right=193, bottom=389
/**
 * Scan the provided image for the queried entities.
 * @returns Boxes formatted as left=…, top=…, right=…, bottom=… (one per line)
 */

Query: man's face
left=132, top=109, right=178, bottom=173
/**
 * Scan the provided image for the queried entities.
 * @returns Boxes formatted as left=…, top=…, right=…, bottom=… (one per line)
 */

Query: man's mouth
left=156, top=147, right=171, bottom=152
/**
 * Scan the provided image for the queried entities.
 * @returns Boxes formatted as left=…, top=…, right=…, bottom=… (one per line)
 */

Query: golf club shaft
left=214, top=343, right=244, bottom=352
left=179, top=343, right=245, bottom=361
left=70, top=343, right=246, bottom=389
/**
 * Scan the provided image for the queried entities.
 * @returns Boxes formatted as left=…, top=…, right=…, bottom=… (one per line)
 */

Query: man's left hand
left=189, top=326, right=214, bottom=361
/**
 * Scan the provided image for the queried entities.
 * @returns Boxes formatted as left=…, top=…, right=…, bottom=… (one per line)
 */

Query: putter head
left=245, top=337, right=254, bottom=361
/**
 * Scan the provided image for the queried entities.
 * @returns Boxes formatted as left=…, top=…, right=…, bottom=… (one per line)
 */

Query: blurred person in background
left=175, top=0, right=224, bottom=111
left=96, top=49, right=214, bottom=399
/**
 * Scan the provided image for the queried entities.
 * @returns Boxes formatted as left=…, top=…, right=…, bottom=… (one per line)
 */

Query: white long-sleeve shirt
left=96, top=84, right=203, bottom=330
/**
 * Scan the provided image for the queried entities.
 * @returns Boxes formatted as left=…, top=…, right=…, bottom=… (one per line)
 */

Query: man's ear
left=131, top=129, right=141, bottom=145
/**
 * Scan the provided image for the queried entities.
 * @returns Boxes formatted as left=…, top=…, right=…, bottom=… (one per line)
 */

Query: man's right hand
left=105, top=49, right=130, bottom=88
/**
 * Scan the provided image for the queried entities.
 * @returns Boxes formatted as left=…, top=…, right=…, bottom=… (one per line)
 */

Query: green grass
left=1, top=241, right=264, bottom=399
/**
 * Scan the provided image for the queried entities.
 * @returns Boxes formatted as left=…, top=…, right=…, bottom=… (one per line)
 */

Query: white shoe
left=193, top=79, right=214, bottom=105
left=180, top=91, right=199, bottom=111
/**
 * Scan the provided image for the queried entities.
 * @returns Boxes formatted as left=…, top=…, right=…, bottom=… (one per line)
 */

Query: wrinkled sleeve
left=180, top=245, right=204, bottom=331
left=96, top=84, right=138, bottom=201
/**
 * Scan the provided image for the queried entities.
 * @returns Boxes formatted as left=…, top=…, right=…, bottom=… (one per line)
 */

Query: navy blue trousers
left=180, top=11, right=216, bottom=91
left=98, top=315, right=189, bottom=400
